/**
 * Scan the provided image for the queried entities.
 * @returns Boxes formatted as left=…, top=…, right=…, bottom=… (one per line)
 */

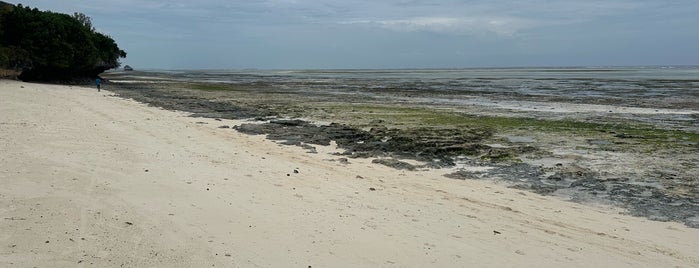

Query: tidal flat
left=103, top=68, right=699, bottom=227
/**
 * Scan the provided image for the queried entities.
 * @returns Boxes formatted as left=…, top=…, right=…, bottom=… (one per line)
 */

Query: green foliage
left=0, top=2, right=126, bottom=80
left=72, top=12, right=94, bottom=32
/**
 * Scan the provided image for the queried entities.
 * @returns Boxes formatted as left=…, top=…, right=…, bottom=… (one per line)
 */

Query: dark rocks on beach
left=447, top=161, right=699, bottom=228
left=372, top=158, right=416, bottom=171
left=614, top=133, right=644, bottom=139
left=569, top=178, right=607, bottom=192
left=235, top=120, right=495, bottom=167
left=444, top=170, right=481, bottom=180
left=271, top=119, right=306, bottom=126
left=106, top=83, right=270, bottom=120
left=482, top=146, right=537, bottom=162
left=299, top=143, right=317, bottom=153
left=607, top=183, right=699, bottom=228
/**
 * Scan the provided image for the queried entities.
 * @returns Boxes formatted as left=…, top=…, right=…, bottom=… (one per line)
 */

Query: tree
left=0, top=2, right=126, bottom=81
left=72, top=12, right=94, bottom=32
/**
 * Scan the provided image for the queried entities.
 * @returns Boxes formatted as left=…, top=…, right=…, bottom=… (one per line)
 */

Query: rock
left=444, top=170, right=480, bottom=180
left=615, top=133, right=643, bottom=139
left=546, top=174, right=563, bottom=181
left=300, top=144, right=316, bottom=153
left=372, top=158, right=416, bottom=171
left=570, top=178, right=607, bottom=191
left=270, top=119, right=307, bottom=126
left=235, top=121, right=494, bottom=168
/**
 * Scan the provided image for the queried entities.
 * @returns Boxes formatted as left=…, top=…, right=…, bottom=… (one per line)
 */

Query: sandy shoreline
left=1, top=80, right=698, bottom=267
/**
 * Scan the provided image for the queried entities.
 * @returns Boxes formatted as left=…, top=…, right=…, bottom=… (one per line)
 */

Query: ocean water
left=113, top=66, right=699, bottom=131
left=120, top=66, right=699, bottom=103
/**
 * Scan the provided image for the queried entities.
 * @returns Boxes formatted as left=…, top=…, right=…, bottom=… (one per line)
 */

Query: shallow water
left=112, top=67, right=699, bottom=131
left=115, top=67, right=699, bottom=96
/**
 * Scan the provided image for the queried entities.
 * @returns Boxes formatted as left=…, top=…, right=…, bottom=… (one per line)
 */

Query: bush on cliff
left=0, top=2, right=126, bottom=81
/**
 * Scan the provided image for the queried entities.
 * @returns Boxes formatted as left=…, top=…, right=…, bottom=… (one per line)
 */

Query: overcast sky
left=9, top=0, right=699, bottom=69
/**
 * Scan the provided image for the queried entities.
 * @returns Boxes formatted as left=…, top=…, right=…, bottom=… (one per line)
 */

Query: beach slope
left=1, top=80, right=697, bottom=267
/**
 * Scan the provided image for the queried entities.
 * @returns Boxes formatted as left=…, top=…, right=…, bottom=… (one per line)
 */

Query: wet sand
left=1, top=80, right=698, bottom=266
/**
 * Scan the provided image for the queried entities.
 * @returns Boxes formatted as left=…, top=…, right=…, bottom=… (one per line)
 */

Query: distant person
left=95, top=77, right=101, bottom=92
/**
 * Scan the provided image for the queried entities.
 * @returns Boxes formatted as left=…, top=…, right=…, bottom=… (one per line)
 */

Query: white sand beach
left=1, top=80, right=698, bottom=267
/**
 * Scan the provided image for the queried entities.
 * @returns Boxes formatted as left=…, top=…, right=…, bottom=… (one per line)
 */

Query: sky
left=8, top=0, right=699, bottom=69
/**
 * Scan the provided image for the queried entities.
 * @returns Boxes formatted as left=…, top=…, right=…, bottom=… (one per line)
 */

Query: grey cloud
left=342, top=16, right=536, bottom=37
left=8, top=0, right=699, bottom=68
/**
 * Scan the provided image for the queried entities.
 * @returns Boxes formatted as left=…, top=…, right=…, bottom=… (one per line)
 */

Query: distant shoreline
left=106, top=65, right=699, bottom=73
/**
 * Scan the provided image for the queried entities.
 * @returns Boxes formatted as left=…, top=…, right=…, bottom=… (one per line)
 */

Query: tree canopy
left=0, top=1, right=126, bottom=81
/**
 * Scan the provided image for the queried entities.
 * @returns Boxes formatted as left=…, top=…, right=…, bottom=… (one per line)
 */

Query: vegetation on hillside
left=0, top=1, right=126, bottom=81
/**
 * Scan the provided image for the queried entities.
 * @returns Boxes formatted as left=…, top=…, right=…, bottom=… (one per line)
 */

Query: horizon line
left=111, top=64, right=699, bottom=72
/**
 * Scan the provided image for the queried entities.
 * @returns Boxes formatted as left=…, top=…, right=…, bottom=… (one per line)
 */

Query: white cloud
left=343, top=16, right=536, bottom=37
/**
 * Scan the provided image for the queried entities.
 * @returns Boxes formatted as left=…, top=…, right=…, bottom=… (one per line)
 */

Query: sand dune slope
left=1, top=80, right=697, bottom=267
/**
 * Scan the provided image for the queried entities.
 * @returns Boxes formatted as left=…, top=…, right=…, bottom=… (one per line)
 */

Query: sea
left=111, top=66, right=699, bottom=132
left=115, top=66, right=699, bottom=101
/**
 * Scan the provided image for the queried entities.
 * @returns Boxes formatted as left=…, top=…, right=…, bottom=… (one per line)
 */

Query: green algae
left=312, top=103, right=699, bottom=150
